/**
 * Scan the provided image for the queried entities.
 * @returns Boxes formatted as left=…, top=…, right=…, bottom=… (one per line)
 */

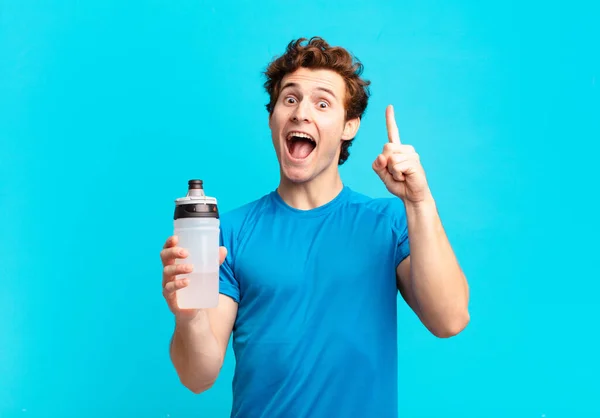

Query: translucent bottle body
left=173, top=217, right=220, bottom=309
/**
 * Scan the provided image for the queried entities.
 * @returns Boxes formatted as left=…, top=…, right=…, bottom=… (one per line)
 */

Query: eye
left=318, top=101, right=329, bottom=109
left=285, top=97, right=297, bottom=104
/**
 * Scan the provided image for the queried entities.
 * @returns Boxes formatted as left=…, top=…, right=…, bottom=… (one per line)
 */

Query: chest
left=233, top=212, right=398, bottom=304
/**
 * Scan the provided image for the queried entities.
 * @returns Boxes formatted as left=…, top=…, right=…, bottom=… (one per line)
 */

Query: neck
left=277, top=168, right=344, bottom=210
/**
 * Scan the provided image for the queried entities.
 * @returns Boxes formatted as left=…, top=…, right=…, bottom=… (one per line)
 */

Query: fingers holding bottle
left=160, top=235, right=188, bottom=266
left=161, top=235, right=193, bottom=315
left=161, top=234, right=228, bottom=316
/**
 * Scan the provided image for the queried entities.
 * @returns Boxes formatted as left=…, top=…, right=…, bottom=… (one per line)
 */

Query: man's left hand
left=372, top=105, right=432, bottom=204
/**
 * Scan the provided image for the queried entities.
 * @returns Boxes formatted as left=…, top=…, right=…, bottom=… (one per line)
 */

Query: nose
left=290, top=101, right=310, bottom=123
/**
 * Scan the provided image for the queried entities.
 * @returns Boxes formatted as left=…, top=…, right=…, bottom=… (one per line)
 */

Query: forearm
left=170, top=311, right=223, bottom=393
left=405, top=195, right=470, bottom=337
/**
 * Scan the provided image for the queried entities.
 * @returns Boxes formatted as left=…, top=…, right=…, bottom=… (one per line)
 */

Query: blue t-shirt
left=219, top=185, right=410, bottom=418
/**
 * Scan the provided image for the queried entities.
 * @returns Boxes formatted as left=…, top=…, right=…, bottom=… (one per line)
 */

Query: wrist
left=404, top=193, right=436, bottom=216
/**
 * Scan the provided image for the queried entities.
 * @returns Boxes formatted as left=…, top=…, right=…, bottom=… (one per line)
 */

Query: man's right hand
left=160, top=235, right=228, bottom=321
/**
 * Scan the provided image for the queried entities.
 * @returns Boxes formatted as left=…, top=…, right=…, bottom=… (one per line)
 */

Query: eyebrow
left=280, top=82, right=337, bottom=99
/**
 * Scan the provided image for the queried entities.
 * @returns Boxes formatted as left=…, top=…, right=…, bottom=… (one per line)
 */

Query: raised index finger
left=386, top=105, right=401, bottom=144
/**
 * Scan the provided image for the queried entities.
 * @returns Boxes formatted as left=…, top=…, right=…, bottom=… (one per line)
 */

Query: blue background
left=1, top=0, right=598, bottom=417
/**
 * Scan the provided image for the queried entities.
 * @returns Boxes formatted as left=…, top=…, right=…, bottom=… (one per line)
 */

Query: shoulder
left=219, top=192, right=274, bottom=242
left=343, top=188, right=407, bottom=225
left=344, top=188, right=410, bottom=264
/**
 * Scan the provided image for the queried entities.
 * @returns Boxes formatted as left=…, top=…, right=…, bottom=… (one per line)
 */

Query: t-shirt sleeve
left=219, top=221, right=240, bottom=303
left=390, top=199, right=410, bottom=267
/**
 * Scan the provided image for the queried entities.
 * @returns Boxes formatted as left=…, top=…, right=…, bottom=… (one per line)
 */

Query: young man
left=160, top=37, right=470, bottom=417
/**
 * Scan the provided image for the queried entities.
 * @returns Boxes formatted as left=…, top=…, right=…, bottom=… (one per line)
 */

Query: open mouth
left=286, top=131, right=316, bottom=160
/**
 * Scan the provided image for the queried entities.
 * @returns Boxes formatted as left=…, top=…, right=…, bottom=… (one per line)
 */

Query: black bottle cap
left=174, top=203, right=219, bottom=219
left=188, top=180, right=203, bottom=189
left=173, top=179, right=219, bottom=220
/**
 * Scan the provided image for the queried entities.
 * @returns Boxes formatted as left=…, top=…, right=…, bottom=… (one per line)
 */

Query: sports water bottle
left=173, top=179, right=220, bottom=309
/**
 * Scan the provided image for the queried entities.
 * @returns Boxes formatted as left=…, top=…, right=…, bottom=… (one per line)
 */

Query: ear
left=341, top=117, right=360, bottom=141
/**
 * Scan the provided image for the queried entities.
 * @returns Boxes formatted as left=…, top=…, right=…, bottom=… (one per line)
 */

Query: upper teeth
left=287, top=132, right=314, bottom=142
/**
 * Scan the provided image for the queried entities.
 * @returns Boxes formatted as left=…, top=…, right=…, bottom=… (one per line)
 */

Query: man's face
left=269, top=67, right=359, bottom=184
